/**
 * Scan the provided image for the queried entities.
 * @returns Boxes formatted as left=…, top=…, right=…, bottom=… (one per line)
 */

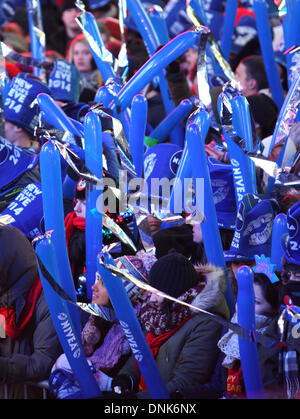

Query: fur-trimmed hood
left=190, top=264, right=230, bottom=319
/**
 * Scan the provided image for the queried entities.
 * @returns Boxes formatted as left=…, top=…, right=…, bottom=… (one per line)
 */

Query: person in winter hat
left=0, top=225, right=62, bottom=399
left=49, top=253, right=151, bottom=399
left=111, top=250, right=230, bottom=398
left=255, top=200, right=300, bottom=398
left=4, top=73, right=52, bottom=153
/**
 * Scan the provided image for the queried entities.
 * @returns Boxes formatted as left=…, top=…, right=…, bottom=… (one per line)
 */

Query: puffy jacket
left=0, top=225, right=62, bottom=398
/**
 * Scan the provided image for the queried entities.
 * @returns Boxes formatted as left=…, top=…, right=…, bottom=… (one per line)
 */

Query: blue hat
left=62, top=102, right=90, bottom=124
left=224, top=193, right=279, bottom=262
left=48, top=59, right=82, bottom=103
left=1, top=183, right=44, bottom=240
left=207, top=157, right=237, bottom=230
left=231, top=15, right=257, bottom=55
left=143, top=143, right=182, bottom=212
left=4, top=73, right=52, bottom=137
left=281, top=200, right=300, bottom=265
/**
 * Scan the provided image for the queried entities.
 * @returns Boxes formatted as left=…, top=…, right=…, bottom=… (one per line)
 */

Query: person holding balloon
left=110, top=249, right=230, bottom=398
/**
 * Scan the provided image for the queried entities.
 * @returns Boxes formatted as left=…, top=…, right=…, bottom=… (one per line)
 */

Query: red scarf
left=0, top=277, right=42, bottom=339
left=64, top=211, right=86, bottom=245
left=137, top=315, right=192, bottom=391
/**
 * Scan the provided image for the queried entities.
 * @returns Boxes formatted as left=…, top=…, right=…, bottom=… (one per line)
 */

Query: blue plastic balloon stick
left=150, top=98, right=193, bottom=146
left=40, top=141, right=81, bottom=334
left=84, top=111, right=103, bottom=300
left=271, top=213, right=288, bottom=271
left=253, top=0, right=285, bottom=109
left=97, top=252, right=170, bottom=399
left=236, top=266, right=265, bottom=399
left=186, top=120, right=235, bottom=314
left=35, top=235, right=102, bottom=399
left=111, top=30, right=203, bottom=112
left=129, top=94, right=148, bottom=178
left=220, top=0, right=238, bottom=60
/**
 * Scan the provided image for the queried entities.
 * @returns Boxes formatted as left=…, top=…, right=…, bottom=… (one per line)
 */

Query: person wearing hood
left=0, top=225, right=62, bottom=399
left=110, top=249, right=230, bottom=398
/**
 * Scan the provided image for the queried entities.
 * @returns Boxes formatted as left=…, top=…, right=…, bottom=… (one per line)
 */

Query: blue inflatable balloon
left=94, top=86, right=114, bottom=107
left=230, top=94, right=257, bottom=194
left=186, top=120, right=235, bottom=314
left=220, top=0, right=238, bottom=60
left=79, top=11, right=116, bottom=83
left=38, top=93, right=83, bottom=138
left=40, top=140, right=80, bottom=334
left=34, top=235, right=102, bottom=398
left=84, top=111, right=103, bottom=300
left=271, top=213, right=288, bottom=271
left=150, top=98, right=193, bottom=147
left=97, top=252, right=169, bottom=399
left=186, top=120, right=224, bottom=266
left=126, top=0, right=183, bottom=146
left=26, top=0, right=46, bottom=79
left=111, top=29, right=204, bottom=112
left=253, top=0, right=284, bottom=109
left=129, top=94, right=148, bottom=178
left=236, top=265, right=265, bottom=399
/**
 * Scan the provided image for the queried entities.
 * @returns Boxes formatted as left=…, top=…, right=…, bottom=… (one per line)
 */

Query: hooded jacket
left=117, top=264, right=230, bottom=398
left=0, top=225, right=62, bottom=398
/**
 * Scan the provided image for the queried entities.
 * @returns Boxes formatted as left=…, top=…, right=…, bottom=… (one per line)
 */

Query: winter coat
left=118, top=265, right=230, bottom=398
left=257, top=313, right=300, bottom=399
left=0, top=225, right=62, bottom=399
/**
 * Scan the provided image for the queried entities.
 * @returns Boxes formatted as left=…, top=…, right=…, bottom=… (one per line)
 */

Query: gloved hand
left=111, top=374, right=134, bottom=396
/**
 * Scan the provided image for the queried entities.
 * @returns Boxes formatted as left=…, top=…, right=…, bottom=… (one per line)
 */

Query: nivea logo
left=287, top=213, right=298, bottom=239
left=169, top=150, right=182, bottom=175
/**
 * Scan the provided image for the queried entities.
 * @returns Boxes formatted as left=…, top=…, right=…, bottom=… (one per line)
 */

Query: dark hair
left=240, top=55, right=269, bottom=91
left=281, top=256, right=300, bottom=284
left=253, top=272, right=279, bottom=315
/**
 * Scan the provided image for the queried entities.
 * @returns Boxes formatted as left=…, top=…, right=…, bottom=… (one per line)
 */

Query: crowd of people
left=0, top=0, right=300, bottom=401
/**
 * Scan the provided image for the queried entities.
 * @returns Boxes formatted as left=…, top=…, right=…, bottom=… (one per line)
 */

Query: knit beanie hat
left=149, top=249, right=198, bottom=298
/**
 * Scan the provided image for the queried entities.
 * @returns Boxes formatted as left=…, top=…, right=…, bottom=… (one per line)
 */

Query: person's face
left=72, top=41, right=93, bottom=72
left=191, top=222, right=203, bottom=244
left=234, top=62, right=256, bottom=96
left=149, top=292, right=165, bottom=309
left=91, top=273, right=110, bottom=306
left=185, top=47, right=198, bottom=72
left=61, top=8, right=80, bottom=35
left=5, top=121, right=18, bottom=143
left=253, top=282, right=273, bottom=316
left=74, top=198, right=86, bottom=218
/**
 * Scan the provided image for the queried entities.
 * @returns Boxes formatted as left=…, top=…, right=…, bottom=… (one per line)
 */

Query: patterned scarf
left=278, top=298, right=300, bottom=399
left=139, top=284, right=205, bottom=336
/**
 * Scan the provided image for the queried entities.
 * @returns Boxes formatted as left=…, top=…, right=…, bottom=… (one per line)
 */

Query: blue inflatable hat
left=208, top=157, right=237, bottom=230
left=281, top=200, right=300, bottom=265
left=48, top=59, right=82, bottom=103
left=4, top=73, right=52, bottom=137
left=224, top=193, right=279, bottom=262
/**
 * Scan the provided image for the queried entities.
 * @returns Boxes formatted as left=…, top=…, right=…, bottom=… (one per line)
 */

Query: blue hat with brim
left=281, top=200, right=300, bottom=265
left=224, top=193, right=279, bottom=262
